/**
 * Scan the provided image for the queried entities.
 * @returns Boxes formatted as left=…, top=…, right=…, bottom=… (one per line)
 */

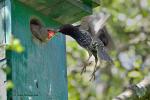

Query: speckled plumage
left=59, top=24, right=113, bottom=80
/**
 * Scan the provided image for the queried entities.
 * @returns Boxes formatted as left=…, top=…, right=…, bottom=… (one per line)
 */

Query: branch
left=0, top=44, right=7, bottom=48
left=113, top=76, right=150, bottom=100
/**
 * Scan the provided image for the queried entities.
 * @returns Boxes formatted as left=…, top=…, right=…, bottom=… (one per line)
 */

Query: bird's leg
left=90, top=55, right=98, bottom=81
left=81, top=51, right=92, bottom=74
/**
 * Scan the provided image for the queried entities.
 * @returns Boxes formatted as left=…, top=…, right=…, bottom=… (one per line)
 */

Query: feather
left=97, top=47, right=113, bottom=63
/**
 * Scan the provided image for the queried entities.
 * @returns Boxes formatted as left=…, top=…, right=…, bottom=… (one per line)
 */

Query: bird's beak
left=47, top=29, right=60, bottom=40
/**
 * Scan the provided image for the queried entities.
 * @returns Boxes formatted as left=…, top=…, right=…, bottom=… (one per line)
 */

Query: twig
left=0, top=58, right=6, bottom=62
left=113, top=76, right=150, bottom=100
left=0, top=44, right=7, bottom=48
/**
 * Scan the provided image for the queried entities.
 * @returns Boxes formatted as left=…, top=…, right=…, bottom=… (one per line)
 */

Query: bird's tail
left=97, top=46, right=113, bottom=63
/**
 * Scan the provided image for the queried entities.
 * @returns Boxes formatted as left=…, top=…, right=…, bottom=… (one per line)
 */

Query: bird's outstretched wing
left=78, top=12, right=115, bottom=50
left=79, top=13, right=110, bottom=35
left=97, top=26, right=115, bottom=49
left=73, top=12, right=114, bottom=63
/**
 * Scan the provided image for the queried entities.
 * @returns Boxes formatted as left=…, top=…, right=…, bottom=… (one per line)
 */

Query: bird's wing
left=79, top=13, right=115, bottom=50
left=97, top=46, right=113, bottom=62
left=96, top=26, right=115, bottom=50
left=79, top=13, right=110, bottom=35
left=79, top=15, right=95, bottom=36
left=95, top=38, right=113, bottom=62
left=94, top=13, right=110, bottom=34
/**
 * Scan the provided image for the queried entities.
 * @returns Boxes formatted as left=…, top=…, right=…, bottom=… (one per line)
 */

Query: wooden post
left=0, top=0, right=11, bottom=99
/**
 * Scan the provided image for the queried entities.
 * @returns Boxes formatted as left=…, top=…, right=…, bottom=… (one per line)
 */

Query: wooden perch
left=113, top=77, right=150, bottom=100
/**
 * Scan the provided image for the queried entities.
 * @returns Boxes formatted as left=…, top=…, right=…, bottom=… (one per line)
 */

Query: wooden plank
left=80, top=0, right=100, bottom=8
left=17, top=0, right=99, bottom=24
left=7, top=1, right=67, bottom=100
left=47, top=0, right=90, bottom=24
left=66, top=0, right=92, bottom=13
left=0, top=0, right=11, bottom=99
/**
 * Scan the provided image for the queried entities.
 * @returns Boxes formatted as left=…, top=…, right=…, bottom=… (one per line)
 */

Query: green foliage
left=7, top=38, right=24, bottom=53
left=2, top=66, right=11, bottom=75
left=6, top=80, right=14, bottom=91
left=67, top=0, right=150, bottom=99
left=0, top=37, right=24, bottom=93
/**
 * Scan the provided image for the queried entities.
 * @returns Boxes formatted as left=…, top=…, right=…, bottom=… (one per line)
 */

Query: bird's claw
left=88, top=61, right=93, bottom=65
left=89, top=71, right=96, bottom=81
left=81, top=66, right=86, bottom=74
left=89, top=67, right=99, bottom=81
left=81, top=61, right=93, bottom=75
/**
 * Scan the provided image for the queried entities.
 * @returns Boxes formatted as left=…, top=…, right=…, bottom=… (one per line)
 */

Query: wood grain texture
left=18, top=0, right=100, bottom=24
left=0, top=0, right=9, bottom=99
left=7, top=1, right=67, bottom=100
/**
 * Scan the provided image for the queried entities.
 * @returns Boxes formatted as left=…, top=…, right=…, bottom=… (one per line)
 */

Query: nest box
left=0, top=0, right=99, bottom=100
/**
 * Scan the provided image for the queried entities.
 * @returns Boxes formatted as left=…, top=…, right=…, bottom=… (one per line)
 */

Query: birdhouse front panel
left=7, top=1, right=67, bottom=100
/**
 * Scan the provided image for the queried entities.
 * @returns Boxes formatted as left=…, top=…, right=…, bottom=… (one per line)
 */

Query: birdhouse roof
left=18, top=0, right=100, bottom=24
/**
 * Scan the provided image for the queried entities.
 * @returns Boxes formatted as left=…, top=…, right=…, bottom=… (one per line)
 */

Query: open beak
left=47, top=29, right=59, bottom=40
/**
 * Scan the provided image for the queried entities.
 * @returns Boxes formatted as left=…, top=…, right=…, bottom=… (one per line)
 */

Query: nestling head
left=47, top=29, right=57, bottom=39
left=30, top=18, right=57, bottom=41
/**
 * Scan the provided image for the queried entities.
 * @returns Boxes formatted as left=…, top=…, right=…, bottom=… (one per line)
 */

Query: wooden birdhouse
left=0, top=0, right=99, bottom=100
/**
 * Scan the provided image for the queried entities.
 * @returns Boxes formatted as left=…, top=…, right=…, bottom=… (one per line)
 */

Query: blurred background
left=67, top=0, right=150, bottom=100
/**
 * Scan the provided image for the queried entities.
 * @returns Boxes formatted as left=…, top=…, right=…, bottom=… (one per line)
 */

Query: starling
left=58, top=24, right=113, bottom=80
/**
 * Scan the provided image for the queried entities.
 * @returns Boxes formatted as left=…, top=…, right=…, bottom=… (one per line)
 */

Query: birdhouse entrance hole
left=30, top=18, right=42, bottom=28
left=30, top=18, right=42, bottom=33
left=30, top=18, right=57, bottom=42
left=30, top=18, right=44, bottom=41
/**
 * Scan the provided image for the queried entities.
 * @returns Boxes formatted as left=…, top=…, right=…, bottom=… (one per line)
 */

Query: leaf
left=6, top=80, right=14, bottom=91
left=7, top=38, right=24, bottom=53
left=128, top=71, right=142, bottom=78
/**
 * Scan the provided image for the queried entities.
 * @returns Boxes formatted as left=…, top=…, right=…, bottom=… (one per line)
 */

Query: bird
left=78, top=12, right=115, bottom=50
left=30, top=14, right=114, bottom=80
left=58, top=24, right=113, bottom=80
left=30, top=19, right=56, bottom=42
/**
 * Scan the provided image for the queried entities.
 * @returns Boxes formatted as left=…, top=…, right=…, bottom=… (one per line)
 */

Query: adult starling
left=58, top=24, right=113, bottom=80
